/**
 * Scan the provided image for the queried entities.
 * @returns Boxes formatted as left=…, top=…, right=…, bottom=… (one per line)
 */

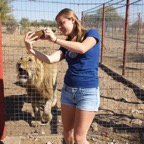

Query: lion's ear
left=26, top=51, right=31, bottom=55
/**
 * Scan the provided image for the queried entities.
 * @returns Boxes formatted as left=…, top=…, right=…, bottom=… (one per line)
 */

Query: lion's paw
left=42, top=113, right=52, bottom=124
left=31, top=121, right=41, bottom=127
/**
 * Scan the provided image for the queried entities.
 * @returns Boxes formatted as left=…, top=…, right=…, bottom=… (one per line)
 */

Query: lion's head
left=16, top=55, right=44, bottom=86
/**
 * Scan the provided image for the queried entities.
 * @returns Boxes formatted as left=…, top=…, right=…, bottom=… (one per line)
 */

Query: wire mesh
left=1, top=0, right=144, bottom=144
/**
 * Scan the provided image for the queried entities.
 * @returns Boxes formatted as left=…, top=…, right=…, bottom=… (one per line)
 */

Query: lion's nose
left=16, top=63, right=21, bottom=69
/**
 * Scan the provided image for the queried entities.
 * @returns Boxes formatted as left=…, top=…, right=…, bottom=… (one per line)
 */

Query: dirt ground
left=1, top=30, right=144, bottom=144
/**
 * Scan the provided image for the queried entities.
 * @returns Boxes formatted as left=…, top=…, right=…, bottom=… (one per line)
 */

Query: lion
left=16, top=55, right=58, bottom=127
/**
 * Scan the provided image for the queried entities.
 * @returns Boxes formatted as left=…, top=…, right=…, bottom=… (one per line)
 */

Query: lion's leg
left=31, top=102, right=41, bottom=127
left=41, top=100, right=53, bottom=124
left=52, top=89, right=57, bottom=107
left=52, top=75, right=57, bottom=107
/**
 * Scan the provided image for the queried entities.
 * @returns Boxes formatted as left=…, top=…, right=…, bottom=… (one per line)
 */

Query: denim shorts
left=61, top=84, right=100, bottom=111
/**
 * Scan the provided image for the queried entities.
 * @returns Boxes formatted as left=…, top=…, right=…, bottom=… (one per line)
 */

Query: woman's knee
left=64, top=129, right=73, bottom=137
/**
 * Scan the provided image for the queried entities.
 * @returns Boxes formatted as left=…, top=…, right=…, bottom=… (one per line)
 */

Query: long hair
left=55, top=8, right=87, bottom=42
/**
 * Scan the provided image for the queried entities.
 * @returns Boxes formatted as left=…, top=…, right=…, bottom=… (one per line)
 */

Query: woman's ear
left=70, top=17, right=75, bottom=24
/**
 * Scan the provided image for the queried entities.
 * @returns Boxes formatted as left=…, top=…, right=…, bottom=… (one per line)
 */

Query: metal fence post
left=122, top=0, right=130, bottom=75
left=100, top=3, right=105, bottom=63
left=0, top=20, right=6, bottom=140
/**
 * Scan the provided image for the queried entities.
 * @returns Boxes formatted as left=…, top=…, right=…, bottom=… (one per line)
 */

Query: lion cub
left=16, top=55, right=58, bottom=127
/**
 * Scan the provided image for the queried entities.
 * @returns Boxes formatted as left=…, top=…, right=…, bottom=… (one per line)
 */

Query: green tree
left=31, top=19, right=57, bottom=29
left=31, top=20, right=40, bottom=27
left=0, top=0, right=12, bottom=24
left=6, top=16, right=18, bottom=34
left=20, top=18, right=30, bottom=29
left=84, top=5, right=124, bottom=30
left=0, top=0, right=18, bottom=33
left=104, top=6, right=124, bottom=31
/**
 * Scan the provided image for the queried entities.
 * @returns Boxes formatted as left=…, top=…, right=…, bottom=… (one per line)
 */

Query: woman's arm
left=29, top=49, right=64, bottom=64
left=24, top=32, right=64, bottom=64
left=55, top=37, right=97, bottom=54
left=44, top=28, right=97, bottom=54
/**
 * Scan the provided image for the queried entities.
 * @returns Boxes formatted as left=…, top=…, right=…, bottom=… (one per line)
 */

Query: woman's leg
left=74, top=108, right=96, bottom=144
left=61, top=104, right=76, bottom=144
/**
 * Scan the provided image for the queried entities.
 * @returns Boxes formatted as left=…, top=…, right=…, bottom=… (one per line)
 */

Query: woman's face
left=56, top=16, right=75, bottom=36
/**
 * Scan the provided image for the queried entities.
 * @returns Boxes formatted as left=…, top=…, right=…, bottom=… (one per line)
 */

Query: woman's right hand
left=24, top=32, right=37, bottom=53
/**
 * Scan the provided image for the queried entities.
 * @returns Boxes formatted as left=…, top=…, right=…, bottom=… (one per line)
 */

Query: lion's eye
left=29, top=58, right=32, bottom=61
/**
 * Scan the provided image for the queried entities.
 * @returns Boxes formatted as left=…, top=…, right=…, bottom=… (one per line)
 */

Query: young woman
left=24, top=8, right=100, bottom=144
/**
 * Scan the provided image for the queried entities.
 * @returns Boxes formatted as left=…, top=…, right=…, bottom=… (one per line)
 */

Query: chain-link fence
left=1, top=0, right=144, bottom=143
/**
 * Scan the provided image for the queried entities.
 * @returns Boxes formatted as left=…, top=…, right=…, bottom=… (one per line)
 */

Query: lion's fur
left=16, top=55, right=58, bottom=126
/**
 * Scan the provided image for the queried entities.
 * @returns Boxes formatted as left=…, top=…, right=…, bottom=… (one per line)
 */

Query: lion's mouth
left=18, top=68, right=29, bottom=79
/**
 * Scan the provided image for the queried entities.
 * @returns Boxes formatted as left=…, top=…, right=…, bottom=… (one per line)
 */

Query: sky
left=11, top=0, right=144, bottom=23
left=11, top=0, right=107, bottom=22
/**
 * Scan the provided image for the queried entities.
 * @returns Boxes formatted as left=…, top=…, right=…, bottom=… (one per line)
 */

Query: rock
left=91, top=123, right=98, bottom=131
left=47, top=142, right=52, bottom=144
left=130, top=119, right=143, bottom=127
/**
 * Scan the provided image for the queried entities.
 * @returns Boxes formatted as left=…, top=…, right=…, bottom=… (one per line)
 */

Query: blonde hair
left=55, top=8, right=87, bottom=42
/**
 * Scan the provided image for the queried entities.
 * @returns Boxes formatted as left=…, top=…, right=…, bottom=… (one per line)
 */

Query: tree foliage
left=0, top=0, right=12, bottom=23
left=0, top=0, right=18, bottom=33
left=84, top=6, right=124, bottom=29
left=31, top=19, right=57, bottom=27
left=6, top=16, right=18, bottom=33
left=19, top=18, right=57, bottom=31
left=20, top=18, right=30, bottom=29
